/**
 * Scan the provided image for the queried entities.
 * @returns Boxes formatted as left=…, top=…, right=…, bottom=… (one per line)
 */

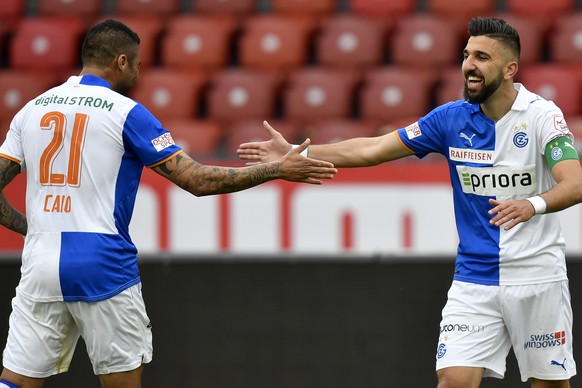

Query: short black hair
left=468, top=17, right=521, bottom=61
left=81, top=19, right=140, bottom=68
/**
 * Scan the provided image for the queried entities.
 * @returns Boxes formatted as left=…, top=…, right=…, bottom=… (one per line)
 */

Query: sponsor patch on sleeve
left=151, top=133, right=175, bottom=152
left=405, top=122, right=422, bottom=139
left=553, top=116, right=569, bottom=133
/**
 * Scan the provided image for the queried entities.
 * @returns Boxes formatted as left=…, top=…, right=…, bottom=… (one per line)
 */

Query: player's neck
left=480, top=84, right=518, bottom=122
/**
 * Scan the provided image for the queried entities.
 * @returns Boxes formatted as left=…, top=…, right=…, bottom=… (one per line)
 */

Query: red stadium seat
left=206, top=69, right=282, bottom=123
left=10, top=17, right=86, bottom=73
left=315, top=14, right=390, bottom=70
left=494, top=13, right=546, bottom=65
left=359, top=66, right=435, bottom=122
left=0, top=0, right=25, bottom=20
left=114, top=0, right=180, bottom=16
left=224, top=118, right=304, bottom=155
left=192, top=0, right=256, bottom=14
left=270, top=0, right=337, bottom=17
left=390, top=14, right=461, bottom=71
left=377, top=115, right=420, bottom=135
left=435, top=66, right=465, bottom=106
left=238, top=15, right=315, bottom=72
left=37, top=0, right=102, bottom=17
left=165, top=119, right=223, bottom=157
left=305, top=118, right=380, bottom=144
left=505, top=0, right=574, bottom=19
left=161, top=15, right=237, bottom=73
left=517, top=65, right=582, bottom=116
left=427, top=0, right=495, bottom=21
left=0, top=70, right=56, bottom=122
left=349, top=0, right=416, bottom=20
left=129, top=69, right=207, bottom=121
left=282, top=67, right=360, bottom=122
left=549, top=13, right=582, bottom=64
left=0, top=119, right=11, bottom=142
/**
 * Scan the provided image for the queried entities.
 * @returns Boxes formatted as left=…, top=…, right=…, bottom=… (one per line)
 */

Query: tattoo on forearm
left=0, top=158, right=26, bottom=235
left=153, top=153, right=281, bottom=196
left=0, top=159, right=20, bottom=189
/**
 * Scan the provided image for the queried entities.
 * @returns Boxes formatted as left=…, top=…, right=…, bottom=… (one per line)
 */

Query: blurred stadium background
left=1, top=0, right=582, bottom=158
left=2, top=0, right=582, bottom=387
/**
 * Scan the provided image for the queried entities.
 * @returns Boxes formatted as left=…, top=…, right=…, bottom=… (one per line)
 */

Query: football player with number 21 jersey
left=238, top=17, right=582, bottom=388
left=0, top=19, right=336, bottom=388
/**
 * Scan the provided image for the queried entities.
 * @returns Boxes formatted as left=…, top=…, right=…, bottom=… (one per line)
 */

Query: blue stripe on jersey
left=0, top=380, right=21, bottom=388
left=123, top=104, right=182, bottom=166
left=79, top=74, right=111, bottom=88
left=59, top=232, right=139, bottom=302
left=397, top=101, right=502, bottom=285
left=453, top=195, right=501, bottom=285
left=114, top=150, right=142, bottom=242
left=114, top=104, right=181, bottom=240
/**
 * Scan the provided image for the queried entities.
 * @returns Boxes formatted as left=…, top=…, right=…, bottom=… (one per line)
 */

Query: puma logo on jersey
left=459, top=132, right=476, bottom=147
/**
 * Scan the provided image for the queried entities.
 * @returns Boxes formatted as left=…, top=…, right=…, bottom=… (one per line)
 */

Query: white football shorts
left=435, top=280, right=576, bottom=382
left=2, top=283, right=153, bottom=377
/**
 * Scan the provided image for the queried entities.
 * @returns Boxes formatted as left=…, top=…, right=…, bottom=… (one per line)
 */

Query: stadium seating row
left=5, top=10, right=582, bottom=71
left=2, top=62, right=581, bottom=159
left=0, top=0, right=578, bottom=20
left=0, top=0, right=581, bottom=159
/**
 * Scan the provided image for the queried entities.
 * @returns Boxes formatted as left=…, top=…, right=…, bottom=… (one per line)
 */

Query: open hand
left=278, top=138, right=337, bottom=185
left=237, top=121, right=292, bottom=164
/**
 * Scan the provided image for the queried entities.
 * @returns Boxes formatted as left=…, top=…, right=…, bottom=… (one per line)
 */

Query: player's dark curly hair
left=468, top=17, right=521, bottom=61
left=81, top=19, right=141, bottom=68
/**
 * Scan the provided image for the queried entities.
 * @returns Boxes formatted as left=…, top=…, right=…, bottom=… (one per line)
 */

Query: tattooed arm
left=0, top=158, right=26, bottom=236
left=151, top=142, right=337, bottom=196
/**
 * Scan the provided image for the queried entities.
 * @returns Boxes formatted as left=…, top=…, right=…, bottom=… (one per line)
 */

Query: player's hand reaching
left=238, top=120, right=292, bottom=165
left=276, top=137, right=336, bottom=185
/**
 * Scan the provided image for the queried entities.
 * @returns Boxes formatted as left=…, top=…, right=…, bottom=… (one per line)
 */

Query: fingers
left=237, top=149, right=260, bottom=160
left=302, top=157, right=334, bottom=169
left=488, top=199, right=533, bottom=231
left=303, top=178, right=323, bottom=185
left=290, top=138, right=311, bottom=154
left=301, top=172, right=336, bottom=185
left=263, top=120, right=280, bottom=136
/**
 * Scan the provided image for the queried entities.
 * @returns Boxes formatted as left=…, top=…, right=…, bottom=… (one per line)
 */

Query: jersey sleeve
left=121, top=103, right=183, bottom=167
left=534, top=102, right=572, bottom=155
left=0, top=108, right=26, bottom=169
left=396, top=103, right=451, bottom=158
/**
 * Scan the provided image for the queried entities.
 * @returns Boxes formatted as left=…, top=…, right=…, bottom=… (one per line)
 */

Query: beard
left=115, top=73, right=138, bottom=96
left=116, top=79, right=134, bottom=96
left=463, top=72, right=503, bottom=104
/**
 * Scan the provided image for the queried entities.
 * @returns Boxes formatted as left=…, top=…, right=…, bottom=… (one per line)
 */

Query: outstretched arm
left=0, top=158, right=26, bottom=236
left=238, top=121, right=414, bottom=168
left=151, top=139, right=337, bottom=196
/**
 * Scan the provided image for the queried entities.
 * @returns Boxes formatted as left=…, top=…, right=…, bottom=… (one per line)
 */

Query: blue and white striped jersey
left=0, top=74, right=182, bottom=302
left=397, top=84, right=571, bottom=286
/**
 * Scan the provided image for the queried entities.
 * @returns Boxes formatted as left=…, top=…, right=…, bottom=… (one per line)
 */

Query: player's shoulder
left=516, top=83, right=560, bottom=114
left=426, top=99, right=478, bottom=121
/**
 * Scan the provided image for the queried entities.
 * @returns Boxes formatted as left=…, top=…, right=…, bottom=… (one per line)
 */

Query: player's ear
left=114, top=54, right=129, bottom=71
left=505, top=61, right=518, bottom=80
